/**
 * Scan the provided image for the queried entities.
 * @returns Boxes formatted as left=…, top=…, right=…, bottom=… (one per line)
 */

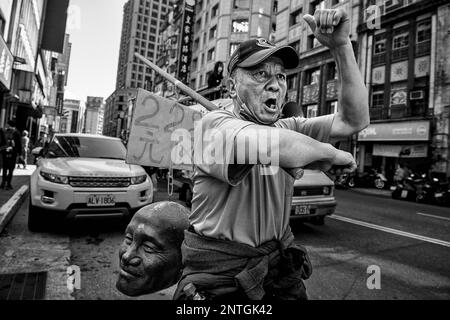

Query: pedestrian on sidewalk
left=0, top=120, right=22, bottom=190
left=17, top=130, right=29, bottom=170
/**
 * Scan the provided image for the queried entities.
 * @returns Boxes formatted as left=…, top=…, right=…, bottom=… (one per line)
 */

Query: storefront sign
left=372, top=66, right=385, bottom=84
left=414, top=56, right=430, bottom=78
left=326, top=80, right=338, bottom=100
left=0, top=35, right=13, bottom=90
left=373, top=144, right=428, bottom=158
left=390, top=61, right=408, bottom=82
left=358, top=120, right=430, bottom=141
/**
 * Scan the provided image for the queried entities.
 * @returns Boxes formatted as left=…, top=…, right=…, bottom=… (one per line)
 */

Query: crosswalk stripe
left=330, top=214, right=450, bottom=248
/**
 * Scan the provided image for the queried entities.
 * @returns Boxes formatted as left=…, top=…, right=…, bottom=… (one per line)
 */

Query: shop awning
left=373, top=144, right=428, bottom=158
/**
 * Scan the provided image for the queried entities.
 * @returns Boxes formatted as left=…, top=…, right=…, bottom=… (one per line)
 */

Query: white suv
left=28, top=133, right=153, bottom=231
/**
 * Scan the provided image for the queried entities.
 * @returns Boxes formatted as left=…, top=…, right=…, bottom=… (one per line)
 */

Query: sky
left=64, top=0, right=128, bottom=103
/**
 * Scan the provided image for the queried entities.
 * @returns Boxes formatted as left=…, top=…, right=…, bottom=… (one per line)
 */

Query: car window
left=47, top=136, right=127, bottom=159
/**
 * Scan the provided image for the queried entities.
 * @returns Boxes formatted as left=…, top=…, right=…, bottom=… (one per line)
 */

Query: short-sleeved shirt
left=190, top=110, right=335, bottom=247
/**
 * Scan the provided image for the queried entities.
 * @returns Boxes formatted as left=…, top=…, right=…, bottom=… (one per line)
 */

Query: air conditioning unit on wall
left=410, top=90, right=424, bottom=100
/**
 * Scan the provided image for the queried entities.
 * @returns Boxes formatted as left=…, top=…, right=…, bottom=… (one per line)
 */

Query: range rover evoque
left=28, top=134, right=153, bottom=231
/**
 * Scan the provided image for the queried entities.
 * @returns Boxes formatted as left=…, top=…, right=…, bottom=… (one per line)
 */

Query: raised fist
left=303, top=8, right=351, bottom=49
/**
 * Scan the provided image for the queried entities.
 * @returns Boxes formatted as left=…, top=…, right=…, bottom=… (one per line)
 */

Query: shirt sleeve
left=194, top=110, right=254, bottom=186
left=275, top=114, right=335, bottom=143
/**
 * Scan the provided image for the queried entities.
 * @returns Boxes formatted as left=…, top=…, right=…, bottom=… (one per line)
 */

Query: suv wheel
left=311, top=216, right=325, bottom=226
left=28, top=199, right=45, bottom=232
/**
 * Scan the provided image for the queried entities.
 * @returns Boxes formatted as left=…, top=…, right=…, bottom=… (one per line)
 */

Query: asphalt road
left=1, top=187, right=449, bottom=300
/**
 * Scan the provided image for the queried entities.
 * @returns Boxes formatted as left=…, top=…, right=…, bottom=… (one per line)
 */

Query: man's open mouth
left=264, top=98, right=277, bottom=110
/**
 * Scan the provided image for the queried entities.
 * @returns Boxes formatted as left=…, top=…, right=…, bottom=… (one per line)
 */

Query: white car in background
left=28, top=133, right=153, bottom=231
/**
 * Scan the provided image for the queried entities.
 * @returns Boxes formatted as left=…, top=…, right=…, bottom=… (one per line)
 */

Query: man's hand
left=304, top=149, right=356, bottom=174
left=303, top=8, right=350, bottom=49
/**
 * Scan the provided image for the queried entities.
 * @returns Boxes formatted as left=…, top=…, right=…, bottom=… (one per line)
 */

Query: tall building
left=84, top=96, right=104, bottom=135
left=103, top=88, right=137, bottom=138
left=357, top=0, right=450, bottom=179
left=116, top=0, right=172, bottom=90
left=190, top=0, right=277, bottom=91
left=60, top=99, right=80, bottom=134
left=107, top=0, right=171, bottom=138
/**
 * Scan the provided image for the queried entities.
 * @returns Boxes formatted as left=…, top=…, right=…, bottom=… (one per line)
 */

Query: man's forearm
left=235, top=126, right=337, bottom=168
left=332, top=40, right=369, bottom=131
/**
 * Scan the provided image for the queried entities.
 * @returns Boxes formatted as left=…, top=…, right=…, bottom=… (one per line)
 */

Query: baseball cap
left=228, top=38, right=300, bottom=74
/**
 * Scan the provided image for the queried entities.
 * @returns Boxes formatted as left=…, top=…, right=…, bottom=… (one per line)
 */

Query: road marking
left=416, top=212, right=450, bottom=221
left=330, top=215, right=450, bottom=248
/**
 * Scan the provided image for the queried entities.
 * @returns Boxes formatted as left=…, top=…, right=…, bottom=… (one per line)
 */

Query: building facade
left=107, top=0, right=171, bottom=138
left=60, top=99, right=80, bottom=134
left=190, top=0, right=277, bottom=91
left=84, top=96, right=104, bottom=135
left=357, top=0, right=450, bottom=179
left=0, top=0, right=69, bottom=145
left=103, top=88, right=137, bottom=138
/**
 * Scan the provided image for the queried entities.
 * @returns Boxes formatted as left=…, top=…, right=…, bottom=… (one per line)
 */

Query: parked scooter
left=415, top=173, right=450, bottom=205
left=345, top=169, right=388, bottom=189
left=391, top=172, right=425, bottom=202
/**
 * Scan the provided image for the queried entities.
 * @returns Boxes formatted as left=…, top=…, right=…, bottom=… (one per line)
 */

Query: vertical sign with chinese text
left=177, top=0, right=195, bottom=84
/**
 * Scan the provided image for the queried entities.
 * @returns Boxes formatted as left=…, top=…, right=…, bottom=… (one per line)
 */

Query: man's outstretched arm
left=304, top=9, right=370, bottom=138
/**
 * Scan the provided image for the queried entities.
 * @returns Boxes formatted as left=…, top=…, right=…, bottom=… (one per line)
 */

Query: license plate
left=295, top=205, right=310, bottom=215
left=435, top=193, right=443, bottom=198
left=401, top=190, right=408, bottom=198
left=87, top=194, right=115, bottom=207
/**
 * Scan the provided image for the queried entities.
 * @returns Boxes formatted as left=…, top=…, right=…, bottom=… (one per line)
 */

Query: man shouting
left=173, top=8, right=369, bottom=300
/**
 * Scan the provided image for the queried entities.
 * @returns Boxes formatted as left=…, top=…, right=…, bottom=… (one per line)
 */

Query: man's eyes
left=143, top=241, right=159, bottom=253
left=252, top=71, right=286, bottom=82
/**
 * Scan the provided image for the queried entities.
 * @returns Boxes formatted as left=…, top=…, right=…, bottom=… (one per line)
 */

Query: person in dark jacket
left=0, top=120, right=22, bottom=189
left=207, top=61, right=224, bottom=100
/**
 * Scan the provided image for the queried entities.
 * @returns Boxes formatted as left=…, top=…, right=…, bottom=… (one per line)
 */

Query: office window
left=311, top=0, right=326, bottom=14
left=393, top=32, right=409, bottom=49
left=290, top=8, right=302, bottom=27
left=230, top=42, right=239, bottom=56
left=372, top=91, right=384, bottom=107
left=232, top=19, right=249, bottom=33
left=207, top=48, right=215, bottom=61
left=211, top=4, right=219, bottom=17
left=305, top=68, right=320, bottom=85
left=306, top=105, right=318, bottom=118
left=327, top=62, right=338, bottom=80
left=192, top=58, right=198, bottom=71
left=327, top=101, right=338, bottom=114
left=289, top=40, right=301, bottom=53
left=374, top=34, right=386, bottom=54
left=234, top=0, right=250, bottom=9
left=417, top=19, right=431, bottom=43
left=193, top=38, right=200, bottom=51
left=287, top=74, right=297, bottom=90
left=209, top=26, right=217, bottom=40
left=307, top=34, right=320, bottom=49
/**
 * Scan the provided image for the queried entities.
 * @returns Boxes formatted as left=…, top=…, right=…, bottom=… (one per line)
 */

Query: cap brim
left=237, top=46, right=299, bottom=70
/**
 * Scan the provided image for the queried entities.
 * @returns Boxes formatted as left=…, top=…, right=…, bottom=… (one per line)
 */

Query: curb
left=0, top=185, right=29, bottom=234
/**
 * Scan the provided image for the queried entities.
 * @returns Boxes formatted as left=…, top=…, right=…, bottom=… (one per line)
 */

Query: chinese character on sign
left=0, top=49, right=5, bottom=74
left=184, top=25, right=191, bottom=33
left=182, top=45, right=188, bottom=53
left=395, top=67, right=403, bottom=76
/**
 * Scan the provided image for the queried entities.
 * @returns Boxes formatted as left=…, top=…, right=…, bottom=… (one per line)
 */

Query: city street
left=1, top=179, right=449, bottom=300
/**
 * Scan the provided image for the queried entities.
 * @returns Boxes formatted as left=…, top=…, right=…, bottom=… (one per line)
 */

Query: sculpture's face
left=116, top=213, right=182, bottom=296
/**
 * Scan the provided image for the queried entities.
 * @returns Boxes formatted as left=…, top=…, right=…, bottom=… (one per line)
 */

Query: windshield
left=47, top=136, right=127, bottom=160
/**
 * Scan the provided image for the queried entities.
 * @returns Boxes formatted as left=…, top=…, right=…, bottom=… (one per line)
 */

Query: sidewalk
left=0, top=165, right=35, bottom=234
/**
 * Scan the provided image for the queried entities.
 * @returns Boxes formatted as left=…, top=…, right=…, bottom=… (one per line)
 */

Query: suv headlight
left=131, top=174, right=147, bottom=185
left=323, top=186, right=333, bottom=196
left=40, top=171, right=69, bottom=184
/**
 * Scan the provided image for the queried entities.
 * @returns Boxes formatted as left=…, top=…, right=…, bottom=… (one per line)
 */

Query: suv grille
left=69, top=176, right=130, bottom=188
left=293, top=187, right=324, bottom=197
